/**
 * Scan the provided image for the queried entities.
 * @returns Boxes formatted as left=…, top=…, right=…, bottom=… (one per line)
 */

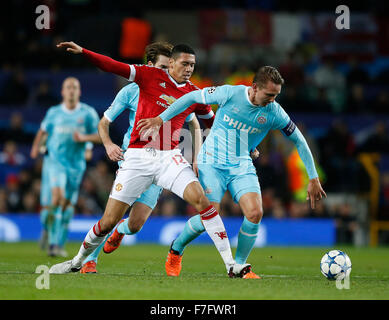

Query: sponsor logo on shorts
left=115, top=183, right=123, bottom=192
left=215, top=231, right=228, bottom=240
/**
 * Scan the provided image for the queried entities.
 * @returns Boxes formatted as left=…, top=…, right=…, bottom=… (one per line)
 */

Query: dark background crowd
left=1, top=0, right=389, bottom=245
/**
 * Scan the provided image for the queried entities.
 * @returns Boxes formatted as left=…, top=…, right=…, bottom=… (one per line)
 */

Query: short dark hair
left=171, top=44, right=195, bottom=60
left=253, top=66, right=284, bottom=88
left=145, top=42, right=173, bottom=64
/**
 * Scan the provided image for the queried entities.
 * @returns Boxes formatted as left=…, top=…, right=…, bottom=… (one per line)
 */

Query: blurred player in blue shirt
left=138, top=66, right=327, bottom=278
left=31, top=77, right=100, bottom=257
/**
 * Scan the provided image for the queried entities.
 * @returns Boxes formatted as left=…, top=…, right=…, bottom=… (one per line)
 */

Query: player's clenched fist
left=57, top=41, right=83, bottom=54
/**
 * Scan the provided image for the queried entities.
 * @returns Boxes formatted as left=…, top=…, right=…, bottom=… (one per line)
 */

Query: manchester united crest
left=115, top=183, right=123, bottom=192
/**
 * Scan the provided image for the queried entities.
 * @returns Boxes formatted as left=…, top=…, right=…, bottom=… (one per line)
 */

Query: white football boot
left=49, top=259, right=82, bottom=274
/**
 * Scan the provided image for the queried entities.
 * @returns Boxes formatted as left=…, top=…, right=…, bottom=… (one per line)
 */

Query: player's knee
left=192, top=193, right=211, bottom=211
left=99, top=217, right=117, bottom=234
left=245, top=207, right=263, bottom=224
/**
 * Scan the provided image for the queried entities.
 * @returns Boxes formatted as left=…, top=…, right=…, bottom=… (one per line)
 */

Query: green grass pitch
left=0, top=242, right=388, bottom=300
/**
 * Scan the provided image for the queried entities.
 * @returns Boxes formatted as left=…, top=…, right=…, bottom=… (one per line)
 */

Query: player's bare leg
left=182, top=181, right=235, bottom=274
left=104, top=201, right=152, bottom=253
left=166, top=201, right=221, bottom=277
left=233, top=192, right=263, bottom=279
left=49, top=198, right=129, bottom=274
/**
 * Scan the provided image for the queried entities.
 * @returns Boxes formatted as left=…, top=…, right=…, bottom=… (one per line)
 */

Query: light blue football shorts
left=47, top=160, right=85, bottom=205
left=198, top=161, right=261, bottom=204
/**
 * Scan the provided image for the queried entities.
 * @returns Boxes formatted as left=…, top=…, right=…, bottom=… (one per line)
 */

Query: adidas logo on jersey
left=159, top=82, right=166, bottom=88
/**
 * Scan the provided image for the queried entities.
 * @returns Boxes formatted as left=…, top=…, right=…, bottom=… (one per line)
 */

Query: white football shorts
left=109, top=147, right=199, bottom=205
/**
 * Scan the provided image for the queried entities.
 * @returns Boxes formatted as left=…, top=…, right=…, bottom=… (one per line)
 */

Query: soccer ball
left=320, top=250, right=352, bottom=280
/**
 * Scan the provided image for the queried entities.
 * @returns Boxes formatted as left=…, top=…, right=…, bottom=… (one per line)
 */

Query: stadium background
left=0, top=0, right=388, bottom=247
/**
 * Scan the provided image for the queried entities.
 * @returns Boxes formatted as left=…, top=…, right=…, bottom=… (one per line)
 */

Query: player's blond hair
left=253, top=66, right=284, bottom=88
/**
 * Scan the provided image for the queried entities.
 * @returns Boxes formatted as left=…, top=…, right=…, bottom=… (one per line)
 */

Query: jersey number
left=172, top=155, right=187, bottom=165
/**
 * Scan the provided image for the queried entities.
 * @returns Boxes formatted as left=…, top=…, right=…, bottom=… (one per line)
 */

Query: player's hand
left=250, top=149, right=260, bottom=161
left=137, top=117, right=163, bottom=141
left=73, top=131, right=87, bottom=142
left=56, top=41, right=83, bottom=54
left=104, top=143, right=124, bottom=162
left=306, top=177, right=327, bottom=210
left=30, top=146, right=39, bottom=159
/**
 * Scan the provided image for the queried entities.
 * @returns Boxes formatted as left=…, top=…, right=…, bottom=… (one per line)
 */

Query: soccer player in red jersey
left=50, top=41, right=245, bottom=277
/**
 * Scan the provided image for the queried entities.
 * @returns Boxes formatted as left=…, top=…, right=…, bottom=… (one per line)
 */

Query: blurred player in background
left=138, top=66, right=327, bottom=278
left=31, top=132, right=93, bottom=253
left=79, top=42, right=209, bottom=274
left=50, top=41, right=243, bottom=278
left=31, top=77, right=101, bottom=257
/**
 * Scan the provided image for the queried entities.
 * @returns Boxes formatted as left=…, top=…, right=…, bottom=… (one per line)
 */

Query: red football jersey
left=128, top=65, right=213, bottom=150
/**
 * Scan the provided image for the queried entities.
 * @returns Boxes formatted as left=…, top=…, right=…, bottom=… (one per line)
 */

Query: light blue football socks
left=171, top=214, right=205, bottom=254
left=117, top=218, right=138, bottom=235
left=58, top=205, right=74, bottom=248
left=48, top=206, right=62, bottom=246
left=235, top=217, right=259, bottom=264
left=82, top=231, right=112, bottom=264
left=40, top=208, right=49, bottom=231
left=83, top=218, right=137, bottom=265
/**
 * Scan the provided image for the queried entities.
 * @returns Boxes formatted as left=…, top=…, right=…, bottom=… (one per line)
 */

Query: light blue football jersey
left=198, top=85, right=292, bottom=167
left=103, top=83, right=195, bottom=152
left=41, top=102, right=99, bottom=171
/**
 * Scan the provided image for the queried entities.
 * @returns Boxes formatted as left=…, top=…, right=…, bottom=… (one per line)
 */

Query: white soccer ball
left=320, top=250, right=352, bottom=280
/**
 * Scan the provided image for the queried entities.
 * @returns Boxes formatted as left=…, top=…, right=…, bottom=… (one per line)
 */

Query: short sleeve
left=40, top=108, right=55, bottom=133
left=104, top=84, right=138, bottom=122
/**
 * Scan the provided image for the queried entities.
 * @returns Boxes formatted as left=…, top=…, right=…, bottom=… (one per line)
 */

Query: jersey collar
left=61, top=102, right=81, bottom=114
left=165, top=69, right=187, bottom=88
left=245, top=87, right=256, bottom=106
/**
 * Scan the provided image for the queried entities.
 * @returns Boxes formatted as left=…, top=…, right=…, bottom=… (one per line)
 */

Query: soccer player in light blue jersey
left=31, top=133, right=93, bottom=251
left=31, top=77, right=101, bottom=257
left=79, top=42, right=205, bottom=273
left=138, top=66, right=327, bottom=278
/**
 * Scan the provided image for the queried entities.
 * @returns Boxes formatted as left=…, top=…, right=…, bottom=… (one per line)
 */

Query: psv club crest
left=257, top=116, right=267, bottom=124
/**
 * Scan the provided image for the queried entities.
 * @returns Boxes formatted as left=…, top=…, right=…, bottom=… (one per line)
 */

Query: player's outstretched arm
left=286, top=126, right=326, bottom=209
left=137, top=90, right=203, bottom=135
left=57, top=42, right=131, bottom=79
